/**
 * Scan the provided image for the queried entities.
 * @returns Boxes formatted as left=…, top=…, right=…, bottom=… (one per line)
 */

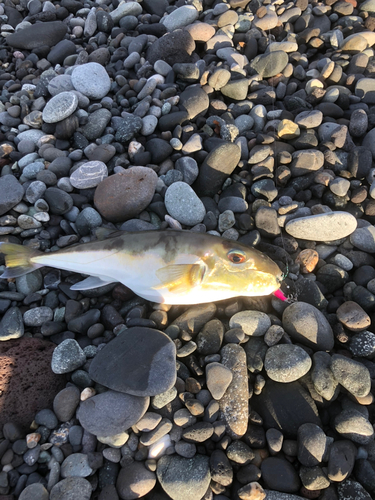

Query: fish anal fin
left=154, top=263, right=206, bottom=293
left=70, top=276, right=117, bottom=290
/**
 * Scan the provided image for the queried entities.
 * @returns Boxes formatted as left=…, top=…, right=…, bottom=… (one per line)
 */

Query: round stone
left=117, top=461, right=156, bottom=500
left=229, top=310, right=271, bottom=336
left=77, top=390, right=149, bottom=437
left=264, top=345, right=312, bottom=383
left=157, top=455, right=211, bottom=500
left=50, top=478, right=92, bottom=500
left=71, top=62, right=111, bottom=99
left=70, top=161, right=108, bottom=189
left=42, top=92, right=78, bottom=123
left=94, top=167, right=158, bottom=223
left=165, top=181, right=206, bottom=226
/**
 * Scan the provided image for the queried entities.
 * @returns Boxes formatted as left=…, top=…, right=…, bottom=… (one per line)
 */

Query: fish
left=0, top=230, right=285, bottom=305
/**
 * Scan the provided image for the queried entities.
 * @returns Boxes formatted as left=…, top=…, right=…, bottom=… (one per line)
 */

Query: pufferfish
left=0, top=230, right=286, bottom=305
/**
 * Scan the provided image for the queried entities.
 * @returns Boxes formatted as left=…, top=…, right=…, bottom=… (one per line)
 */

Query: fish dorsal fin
left=70, top=276, right=117, bottom=290
left=94, top=228, right=127, bottom=241
left=154, top=263, right=206, bottom=293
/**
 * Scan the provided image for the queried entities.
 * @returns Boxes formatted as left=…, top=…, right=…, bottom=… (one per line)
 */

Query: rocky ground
left=0, top=0, right=375, bottom=499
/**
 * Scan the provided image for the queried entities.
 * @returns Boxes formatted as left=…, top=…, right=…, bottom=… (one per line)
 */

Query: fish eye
left=227, top=250, right=246, bottom=264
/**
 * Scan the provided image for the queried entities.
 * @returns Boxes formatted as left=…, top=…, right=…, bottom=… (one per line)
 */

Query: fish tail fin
left=0, top=243, right=43, bottom=279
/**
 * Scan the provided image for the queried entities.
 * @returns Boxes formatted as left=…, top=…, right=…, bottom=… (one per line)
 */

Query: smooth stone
left=165, top=182, right=206, bottom=226
left=350, top=225, right=375, bottom=252
left=261, top=457, right=301, bottom=493
left=334, top=409, right=374, bottom=444
left=0, top=175, right=24, bottom=216
left=89, top=327, right=176, bottom=397
left=336, top=301, right=370, bottom=332
left=94, top=167, right=158, bottom=223
left=193, top=143, right=241, bottom=197
left=70, top=161, right=108, bottom=189
left=282, top=302, right=334, bottom=351
left=51, top=339, right=86, bottom=374
left=77, top=390, right=149, bottom=437
left=157, top=455, right=210, bottom=500
left=355, top=78, right=375, bottom=103
left=328, top=440, right=357, bottom=481
left=311, top=352, right=339, bottom=401
left=110, top=1, right=142, bottom=24
left=146, top=29, right=195, bottom=66
left=50, top=477, right=92, bottom=500
left=229, top=310, right=271, bottom=336
left=19, top=484, right=49, bottom=500
left=286, top=212, right=357, bottom=241
left=71, top=63, right=111, bottom=99
left=206, top=362, right=233, bottom=400
left=61, top=453, right=93, bottom=478
left=264, top=345, right=312, bottom=383
left=250, top=51, right=289, bottom=78
left=23, top=306, right=53, bottom=326
left=81, top=108, right=112, bottom=141
left=298, top=423, right=328, bottom=467
left=161, top=5, right=199, bottom=32
left=6, top=21, right=67, bottom=49
left=42, top=92, right=78, bottom=123
left=330, top=354, right=371, bottom=397
left=0, top=307, right=24, bottom=340
left=116, top=461, right=156, bottom=499
left=219, top=344, right=248, bottom=439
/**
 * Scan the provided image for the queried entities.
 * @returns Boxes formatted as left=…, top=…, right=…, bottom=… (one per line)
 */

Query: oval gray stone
left=77, top=390, right=149, bottom=437
left=42, top=92, right=78, bottom=124
left=89, top=327, right=176, bottom=397
left=61, top=453, right=93, bottom=478
left=229, top=310, right=271, bottom=336
left=50, top=477, right=92, bottom=500
left=286, top=212, right=357, bottom=241
left=165, top=181, right=206, bottom=226
left=265, top=345, right=312, bottom=383
left=71, top=62, right=111, bottom=99
left=282, top=302, right=334, bottom=351
left=157, top=455, right=210, bottom=500
left=70, top=161, right=108, bottom=189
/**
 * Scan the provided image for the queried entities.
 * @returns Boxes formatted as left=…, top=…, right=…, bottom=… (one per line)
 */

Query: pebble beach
left=1, top=0, right=375, bottom=499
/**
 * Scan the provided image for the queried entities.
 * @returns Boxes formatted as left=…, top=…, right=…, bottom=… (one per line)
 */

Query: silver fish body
left=0, top=230, right=283, bottom=304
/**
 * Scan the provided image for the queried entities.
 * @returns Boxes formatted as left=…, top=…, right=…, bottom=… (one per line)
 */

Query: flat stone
left=6, top=21, right=67, bottom=49
left=94, top=167, right=158, bottom=223
left=70, top=161, right=108, bottom=189
left=42, top=92, right=78, bottom=123
left=336, top=301, right=371, bottom=332
left=110, top=1, right=142, bottom=24
left=157, top=455, right=210, bottom=500
left=229, top=310, right=271, bottom=336
left=264, top=345, right=312, bottom=383
left=286, top=212, right=357, bottom=241
left=334, top=409, right=374, bottom=444
left=250, top=51, right=289, bottom=78
left=61, top=453, right=93, bottom=478
left=350, top=225, right=375, bottom=252
left=0, top=175, right=25, bottom=216
left=89, top=327, right=176, bottom=397
left=50, top=478, right=92, bottom=500
left=161, top=5, right=199, bottom=32
left=282, top=302, right=334, bottom=351
left=219, top=344, right=248, bottom=439
left=147, top=29, right=195, bottom=66
left=206, top=362, right=233, bottom=400
left=165, top=182, right=206, bottom=226
left=355, top=78, right=375, bottom=103
left=330, top=354, right=371, bottom=397
left=71, top=63, right=111, bottom=100
left=77, top=390, right=149, bottom=437
left=116, top=461, right=156, bottom=500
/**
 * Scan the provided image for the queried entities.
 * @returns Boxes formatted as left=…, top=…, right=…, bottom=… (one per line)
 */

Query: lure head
left=200, top=238, right=283, bottom=298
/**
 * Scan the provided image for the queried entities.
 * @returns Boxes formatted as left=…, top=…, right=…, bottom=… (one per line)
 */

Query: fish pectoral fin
left=154, top=263, right=206, bottom=293
left=70, top=276, right=117, bottom=290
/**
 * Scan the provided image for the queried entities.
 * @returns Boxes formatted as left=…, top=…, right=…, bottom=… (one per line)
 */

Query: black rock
left=47, top=39, right=76, bottom=66
left=146, top=138, right=173, bottom=164
left=251, top=380, right=321, bottom=438
left=6, top=21, right=67, bottom=50
left=44, top=188, right=73, bottom=215
left=146, top=30, right=195, bottom=66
